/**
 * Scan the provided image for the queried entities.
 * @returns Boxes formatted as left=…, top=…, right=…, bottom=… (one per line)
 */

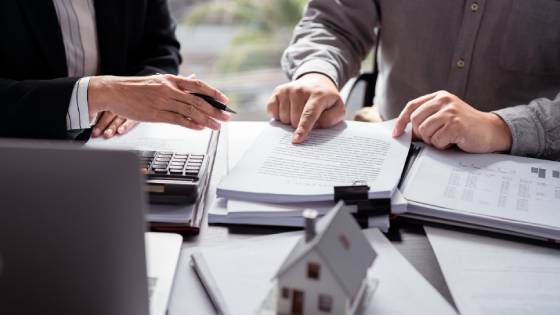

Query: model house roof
left=274, top=201, right=377, bottom=298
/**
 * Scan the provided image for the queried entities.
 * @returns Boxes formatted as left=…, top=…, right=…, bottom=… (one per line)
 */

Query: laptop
left=0, top=140, right=182, bottom=315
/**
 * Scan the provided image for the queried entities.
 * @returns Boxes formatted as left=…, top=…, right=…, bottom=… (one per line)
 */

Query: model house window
left=307, top=262, right=320, bottom=280
left=339, top=233, right=351, bottom=250
left=318, top=294, right=333, bottom=312
left=281, top=287, right=290, bottom=299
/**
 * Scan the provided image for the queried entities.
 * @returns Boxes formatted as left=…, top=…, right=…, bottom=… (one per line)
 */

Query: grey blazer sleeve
left=494, top=93, right=560, bottom=160
left=281, top=0, right=378, bottom=88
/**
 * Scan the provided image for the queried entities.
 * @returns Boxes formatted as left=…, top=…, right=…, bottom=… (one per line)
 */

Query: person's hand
left=266, top=73, right=345, bottom=144
left=92, top=111, right=138, bottom=138
left=392, top=91, right=512, bottom=153
left=88, top=74, right=231, bottom=131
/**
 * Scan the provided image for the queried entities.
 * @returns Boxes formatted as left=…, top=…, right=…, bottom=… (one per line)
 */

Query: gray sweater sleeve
left=494, top=92, right=560, bottom=160
left=281, top=0, right=378, bottom=88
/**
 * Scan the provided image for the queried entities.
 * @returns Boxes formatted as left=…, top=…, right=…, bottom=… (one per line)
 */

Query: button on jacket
left=282, top=0, right=560, bottom=159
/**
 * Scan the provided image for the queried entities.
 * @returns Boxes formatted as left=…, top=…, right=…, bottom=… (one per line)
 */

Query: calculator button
left=153, top=168, right=168, bottom=174
left=169, top=169, right=184, bottom=174
left=174, top=154, right=188, bottom=158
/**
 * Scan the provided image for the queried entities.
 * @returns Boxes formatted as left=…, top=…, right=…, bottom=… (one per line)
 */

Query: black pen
left=191, top=92, right=237, bottom=114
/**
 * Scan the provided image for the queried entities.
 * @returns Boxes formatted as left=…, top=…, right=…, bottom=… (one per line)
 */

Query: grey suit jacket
left=282, top=0, right=560, bottom=159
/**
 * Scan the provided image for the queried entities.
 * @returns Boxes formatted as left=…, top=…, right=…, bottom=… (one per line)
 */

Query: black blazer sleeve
left=0, top=78, right=79, bottom=139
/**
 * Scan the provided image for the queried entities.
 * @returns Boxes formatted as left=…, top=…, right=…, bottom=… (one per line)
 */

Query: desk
left=161, top=121, right=457, bottom=314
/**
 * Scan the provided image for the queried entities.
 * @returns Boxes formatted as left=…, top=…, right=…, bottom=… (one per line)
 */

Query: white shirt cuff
left=66, top=77, right=95, bottom=130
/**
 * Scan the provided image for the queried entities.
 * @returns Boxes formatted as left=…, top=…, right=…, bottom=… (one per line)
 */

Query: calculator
left=135, top=150, right=209, bottom=204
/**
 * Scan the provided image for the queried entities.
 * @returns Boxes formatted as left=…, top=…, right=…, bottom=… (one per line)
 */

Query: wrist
left=298, top=72, right=338, bottom=89
left=87, top=76, right=111, bottom=116
left=487, top=113, right=512, bottom=152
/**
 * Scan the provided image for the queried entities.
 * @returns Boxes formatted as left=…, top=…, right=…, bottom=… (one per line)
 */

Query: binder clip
left=334, top=181, right=391, bottom=228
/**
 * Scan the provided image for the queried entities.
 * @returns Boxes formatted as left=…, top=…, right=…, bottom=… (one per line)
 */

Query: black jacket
left=0, top=0, right=181, bottom=139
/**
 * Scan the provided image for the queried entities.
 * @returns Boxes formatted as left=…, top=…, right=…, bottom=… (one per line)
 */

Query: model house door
left=291, top=290, right=304, bottom=315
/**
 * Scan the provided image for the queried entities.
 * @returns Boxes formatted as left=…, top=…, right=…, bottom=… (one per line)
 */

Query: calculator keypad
left=136, top=151, right=205, bottom=179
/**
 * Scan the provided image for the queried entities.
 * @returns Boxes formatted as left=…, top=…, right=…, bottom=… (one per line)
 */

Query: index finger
left=292, top=97, right=323, bottom=144
left=393, top=92, right=438, bottom=137
left=172, top=76, right=229, bottom=104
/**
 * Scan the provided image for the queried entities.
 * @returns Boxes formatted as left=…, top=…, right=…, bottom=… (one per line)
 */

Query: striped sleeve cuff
left=66, top=77, right=93, bottom=130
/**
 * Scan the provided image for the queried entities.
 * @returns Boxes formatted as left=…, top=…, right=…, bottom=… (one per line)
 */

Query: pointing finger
left=292, top=98, right=323, bottom=144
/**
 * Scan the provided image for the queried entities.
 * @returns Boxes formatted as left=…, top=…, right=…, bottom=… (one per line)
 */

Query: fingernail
left=118, top=126, right=125, bottom=134
left=292, top=132, right=303, bottom=144
left=92, top=128, right=101, bottom=137
left=104, top=129, right=114, bottom=137
left=187, top=74, right=196, bottom=79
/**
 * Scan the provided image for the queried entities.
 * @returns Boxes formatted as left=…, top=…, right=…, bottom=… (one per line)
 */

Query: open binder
left=148, top=130, right=220, bottom=234
left=399, top=143, right=560, bottom=243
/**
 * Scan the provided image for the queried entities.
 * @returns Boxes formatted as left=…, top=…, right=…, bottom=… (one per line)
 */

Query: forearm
left=0, top=77, right=79, bottom=139
left=281, top=0, right=378, bottom=88
left=494, top=92, right=560, bottom=160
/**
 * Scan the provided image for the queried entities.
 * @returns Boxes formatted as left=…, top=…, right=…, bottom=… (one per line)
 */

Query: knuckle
left=444, top=104, right=458, bottom=115
left=418, top=124, right=427, bottom=135
left=193, top=79, right=203, bottom=88
left=410, top=112, right=421, bottom=124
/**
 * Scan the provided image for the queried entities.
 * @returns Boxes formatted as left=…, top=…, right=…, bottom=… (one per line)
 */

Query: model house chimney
left=303, top=209, right=318, bottom=243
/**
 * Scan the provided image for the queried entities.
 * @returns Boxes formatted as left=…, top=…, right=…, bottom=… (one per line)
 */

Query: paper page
left=218, top=120, right=411, bottom=202
left=425, top=227, right=560, bottom=315
left=403, top=147, right=560, bottom=228
left=227, top=199, right=334, bottom=217
left=194, top=229, right=456, bottom=315
left=228, top=122, right=268, bottom=170
left=85, top=122, right=212, bottom=153
left=227, top=189, right=407, bottom=217
left=145, top=232, right=182, bottom=315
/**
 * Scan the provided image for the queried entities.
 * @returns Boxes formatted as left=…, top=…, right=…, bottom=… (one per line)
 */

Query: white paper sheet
left=425, top=227, right=560, bottom=315
left=192, top=229, right=456, bottom=315
left=226, top=189, right=407, bottom=217
left=85, top=122, right=211, bottom=153
left=217, top=120, right=411, bottom=202
left=403, top=147, right=560, bottom=228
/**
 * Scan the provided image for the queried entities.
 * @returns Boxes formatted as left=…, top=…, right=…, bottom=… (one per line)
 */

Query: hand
left=88, top=74, right=231, bottom=131
left=392, top=91, right=512, bottom=153
left=92, top=111, right=138, bottom=138
left=266, top=73, right=345, bottom=144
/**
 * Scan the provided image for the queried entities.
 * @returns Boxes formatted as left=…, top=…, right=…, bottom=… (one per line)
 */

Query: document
left=86, top=122, right=212, bottom=153
left=426, top=227, right=560, bottom=315
left=403, top=147, right=560, bottom=229
left=217, top=120, right=411, bottom=202
left=191, top=229, right=457, bottom=315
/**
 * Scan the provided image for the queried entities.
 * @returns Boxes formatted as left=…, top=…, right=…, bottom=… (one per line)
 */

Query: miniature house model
left=273, top=202, right=377, bottom=315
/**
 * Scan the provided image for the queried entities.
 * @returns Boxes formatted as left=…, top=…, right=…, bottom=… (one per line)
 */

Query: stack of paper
left=209, top=121, right=412, bottom=229
left=401, top=146, right=560, bottom=241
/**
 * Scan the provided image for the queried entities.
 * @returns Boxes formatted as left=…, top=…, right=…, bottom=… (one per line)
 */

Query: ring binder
left=334, top=185, right=391, bottom=228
